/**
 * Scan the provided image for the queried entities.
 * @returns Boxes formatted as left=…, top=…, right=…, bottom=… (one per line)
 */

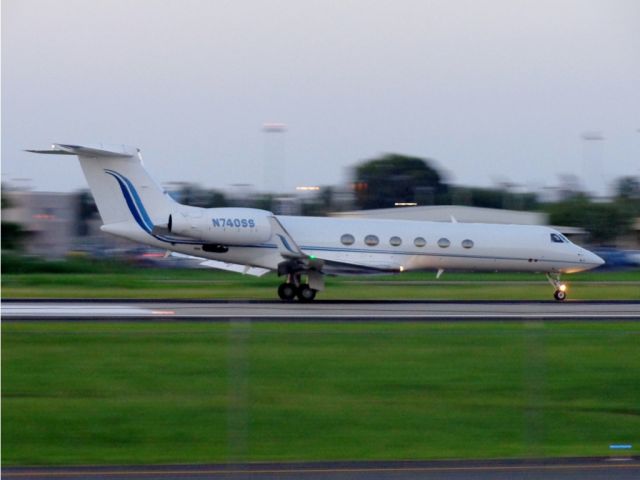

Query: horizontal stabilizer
left=26, top=143, right=136, bottom=158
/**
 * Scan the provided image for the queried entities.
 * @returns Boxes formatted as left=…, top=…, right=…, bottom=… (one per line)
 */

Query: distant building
left=3, top=190, right=135, bottom=258
left=618, top=217, right=640, bottom=249
left=332, top=205, right=546, bottom=224
left=3, top=191, right=78, bottom=258
left=272, top=196, right=301, bottom=216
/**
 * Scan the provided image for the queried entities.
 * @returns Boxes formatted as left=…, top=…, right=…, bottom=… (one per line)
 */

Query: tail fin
left=27, top=144, right=174, bottom=227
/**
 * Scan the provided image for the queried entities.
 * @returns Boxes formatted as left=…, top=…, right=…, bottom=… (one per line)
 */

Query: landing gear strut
left=547, top=273, right=567, bottom=301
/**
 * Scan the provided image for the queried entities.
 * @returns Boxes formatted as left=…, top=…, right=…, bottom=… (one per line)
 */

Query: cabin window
left=364, top=234, right=379, bottom=246
left=341, top=234, right=355, bottom=246
left=550, top=233, right=565, bottom=243
left=438, top=237, right=450, bottom=248
left=414, top=237, right=426, bottom=247
left=389, top=236, right=402, bottom=247
left=461, top=239, right=474, bottom=249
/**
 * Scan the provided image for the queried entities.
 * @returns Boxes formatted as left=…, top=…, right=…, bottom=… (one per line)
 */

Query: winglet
left=268, top=216, right=305, bottom=259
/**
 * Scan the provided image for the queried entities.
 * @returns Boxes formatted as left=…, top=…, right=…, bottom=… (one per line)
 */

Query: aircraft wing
left=199, top=259, right=270, bottom=277
left=170, top=252, right=270, bottom=277
left=312, top=258, right=398, bottom=276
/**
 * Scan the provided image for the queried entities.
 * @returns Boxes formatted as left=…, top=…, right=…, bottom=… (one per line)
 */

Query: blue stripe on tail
left=104, top=170, right=152, bottom=233
left=104, top=169, right=200, bottom=245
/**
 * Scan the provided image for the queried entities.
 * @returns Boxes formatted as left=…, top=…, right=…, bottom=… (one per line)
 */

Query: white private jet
left=29, top=144, right=604, bottom=301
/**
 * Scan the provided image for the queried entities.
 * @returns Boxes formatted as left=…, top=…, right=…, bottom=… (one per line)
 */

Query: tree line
left=2, top=154, right=639, bottom=248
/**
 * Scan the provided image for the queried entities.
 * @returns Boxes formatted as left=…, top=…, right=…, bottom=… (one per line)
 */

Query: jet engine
left=168, top=208, right=273, bottom=245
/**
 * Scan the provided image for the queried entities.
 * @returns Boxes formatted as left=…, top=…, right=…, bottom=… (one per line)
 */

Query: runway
left=2, top=299, right=640, bottom=321
left=4, top=458, right=640, bottom=480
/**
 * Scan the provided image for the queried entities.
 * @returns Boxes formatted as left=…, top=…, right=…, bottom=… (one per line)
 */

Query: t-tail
left=27, top=144, right=175, bottom=232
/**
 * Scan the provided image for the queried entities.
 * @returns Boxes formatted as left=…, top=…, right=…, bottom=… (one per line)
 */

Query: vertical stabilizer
left=27, top=144, right=174, bottom=227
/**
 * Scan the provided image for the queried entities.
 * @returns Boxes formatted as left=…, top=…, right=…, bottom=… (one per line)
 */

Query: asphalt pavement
left=4, top=458, right=639, bottom=480
left=2, top=299, right=640, bottom=321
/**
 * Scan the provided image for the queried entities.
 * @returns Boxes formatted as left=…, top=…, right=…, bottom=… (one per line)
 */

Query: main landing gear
left=276, top=260, right=324, bottom=302
left=546, top=273, right=567, bottom=301
left=277, top=274, right=317, bottom=302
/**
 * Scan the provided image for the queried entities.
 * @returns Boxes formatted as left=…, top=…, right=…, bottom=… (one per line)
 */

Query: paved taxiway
left=2, top=299, right=640, bottom=321
left=4, top=458, right=639, bottom=480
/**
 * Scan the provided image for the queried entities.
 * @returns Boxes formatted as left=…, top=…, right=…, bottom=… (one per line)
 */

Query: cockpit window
left=550, top=233, right=566, bottom=243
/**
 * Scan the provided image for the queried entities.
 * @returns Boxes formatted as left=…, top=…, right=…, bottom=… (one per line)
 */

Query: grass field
left=3, top=321, right=639, bottom=465
left=3, top=267, right=640, bottom=300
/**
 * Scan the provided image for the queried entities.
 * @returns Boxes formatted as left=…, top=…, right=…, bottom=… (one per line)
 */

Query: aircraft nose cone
left=584, top=251, right=605, bottom=267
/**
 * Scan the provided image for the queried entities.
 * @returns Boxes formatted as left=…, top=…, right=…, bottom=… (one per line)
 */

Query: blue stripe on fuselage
left=277, top=234, right=296, bottom=254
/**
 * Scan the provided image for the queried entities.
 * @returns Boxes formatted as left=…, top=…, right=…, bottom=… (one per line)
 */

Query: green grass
left=3, top=321, right=639, bottom=465
left=3, top=268, right=640, bottom=300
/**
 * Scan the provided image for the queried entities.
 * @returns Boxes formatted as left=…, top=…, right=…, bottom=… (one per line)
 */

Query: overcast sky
left=2, top=0, right=639, bottom=195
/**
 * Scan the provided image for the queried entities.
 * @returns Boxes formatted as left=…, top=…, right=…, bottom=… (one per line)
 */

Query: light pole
left=581, top=131, right=605, bottom=198
left=262, top=122, right=287, bottom=194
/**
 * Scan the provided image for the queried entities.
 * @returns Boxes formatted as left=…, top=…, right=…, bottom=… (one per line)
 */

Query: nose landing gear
left=553, top=289, right=567, bottom=301
left=547, top=273, right=567, bottom=301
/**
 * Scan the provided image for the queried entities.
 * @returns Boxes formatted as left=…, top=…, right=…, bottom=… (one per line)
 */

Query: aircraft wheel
left=296, top=284, right=317, bottom=302
left=278, top=283, right=296, bottom=301
left=554, top=290, right=567, bottom=301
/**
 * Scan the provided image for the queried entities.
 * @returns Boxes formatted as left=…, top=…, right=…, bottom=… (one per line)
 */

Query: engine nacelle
left=168, top=207, right=273, bottom=245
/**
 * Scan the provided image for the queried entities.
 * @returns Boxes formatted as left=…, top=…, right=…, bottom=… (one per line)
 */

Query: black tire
left=278, top=283, right=296, bottom=301
left=296, top=284, right=317, bottom=302
left=554, top=290, right=567, bottom=301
